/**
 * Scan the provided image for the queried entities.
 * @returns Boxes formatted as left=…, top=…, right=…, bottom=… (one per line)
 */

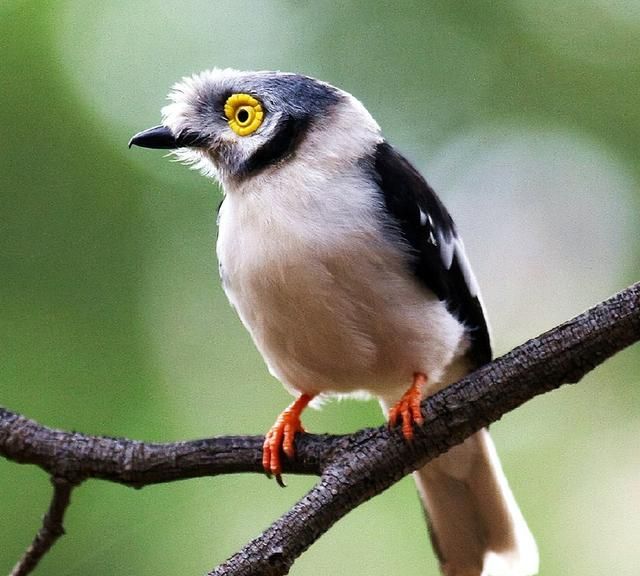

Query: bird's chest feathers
left=216, top=171, right=466, bottom=395
left=217, top=172, right=384, bottom=307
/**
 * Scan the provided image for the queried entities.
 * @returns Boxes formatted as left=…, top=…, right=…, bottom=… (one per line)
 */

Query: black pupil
left=237, top=108, right=250, bottom=123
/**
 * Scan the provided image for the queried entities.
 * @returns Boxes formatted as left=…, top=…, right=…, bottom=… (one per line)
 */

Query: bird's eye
left=224, top=93, right=264, bottom=136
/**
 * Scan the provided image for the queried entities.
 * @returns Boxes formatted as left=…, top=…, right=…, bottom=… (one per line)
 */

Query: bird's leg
left=388, top=372, right=426, bottom=440
left=263, top=393, right=314, bottom=486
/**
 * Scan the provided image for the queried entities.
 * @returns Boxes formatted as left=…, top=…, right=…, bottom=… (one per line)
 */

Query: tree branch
left=10, top=477, right=76, bottom=576
left=1, top=282, right=639, bottom=576
left=0, top=411, right=336, bottom=485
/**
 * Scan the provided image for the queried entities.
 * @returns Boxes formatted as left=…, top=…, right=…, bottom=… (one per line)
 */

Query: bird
left=129, top=68, right=539, bottom=576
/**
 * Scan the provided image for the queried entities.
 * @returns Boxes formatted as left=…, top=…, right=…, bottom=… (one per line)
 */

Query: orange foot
left=263, top=394, right=313, bottom=487
left=388, top=372, right=427, bottom=440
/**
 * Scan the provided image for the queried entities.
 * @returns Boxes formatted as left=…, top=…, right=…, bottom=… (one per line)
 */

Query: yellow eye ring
left=224, top=93, right=264, bottom=136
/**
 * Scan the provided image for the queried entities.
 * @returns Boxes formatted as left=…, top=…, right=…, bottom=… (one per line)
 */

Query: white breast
left=216, top=98, right=468, bottom=404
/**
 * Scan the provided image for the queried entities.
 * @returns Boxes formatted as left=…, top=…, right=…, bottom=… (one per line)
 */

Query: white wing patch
left=437, top=229, right=456, bottom=270
left=453, top=238, right=480, bottom=298
left=421, top=209, right=438, bottom=246
left=434, top=229, right=480, bottom=298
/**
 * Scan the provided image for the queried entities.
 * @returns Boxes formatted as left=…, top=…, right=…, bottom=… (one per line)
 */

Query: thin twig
left=10, top=477, right=77, bottom=576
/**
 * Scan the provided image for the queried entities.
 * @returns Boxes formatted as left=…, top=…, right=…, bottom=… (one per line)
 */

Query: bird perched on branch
left=130, top=68, right=538, bottom=576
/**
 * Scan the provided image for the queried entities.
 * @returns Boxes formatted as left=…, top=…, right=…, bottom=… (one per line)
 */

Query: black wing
left=371, top=141, right=492, bottom=367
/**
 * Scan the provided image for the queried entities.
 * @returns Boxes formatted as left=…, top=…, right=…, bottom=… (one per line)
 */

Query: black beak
left=128, top=125, right=203, bottom=149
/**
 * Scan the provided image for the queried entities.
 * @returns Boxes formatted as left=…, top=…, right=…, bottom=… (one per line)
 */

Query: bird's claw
left=388, top=372, right=426, bottom=440
left=262, top=394, right=312, bottom=484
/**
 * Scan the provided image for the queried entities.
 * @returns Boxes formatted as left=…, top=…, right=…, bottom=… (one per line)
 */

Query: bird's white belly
left=217, top=177, right=468, bottom=402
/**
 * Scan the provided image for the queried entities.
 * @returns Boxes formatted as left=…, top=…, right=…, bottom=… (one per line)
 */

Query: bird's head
left=129, top=68, right=381, bottom=186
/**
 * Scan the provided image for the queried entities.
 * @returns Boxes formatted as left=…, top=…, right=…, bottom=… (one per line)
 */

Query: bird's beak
left=128, top=125, right=203, bottom=149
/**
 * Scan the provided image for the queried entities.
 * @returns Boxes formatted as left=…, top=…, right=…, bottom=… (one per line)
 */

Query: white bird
left=130, top=68, right=538, bottom=576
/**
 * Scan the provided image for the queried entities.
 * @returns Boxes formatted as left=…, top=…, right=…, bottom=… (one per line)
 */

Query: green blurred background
left=2, top=1, right=639, bottom=574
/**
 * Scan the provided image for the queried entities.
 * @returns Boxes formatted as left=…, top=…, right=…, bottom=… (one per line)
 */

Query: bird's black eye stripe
left=237, top=115, right=310, bottom=177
